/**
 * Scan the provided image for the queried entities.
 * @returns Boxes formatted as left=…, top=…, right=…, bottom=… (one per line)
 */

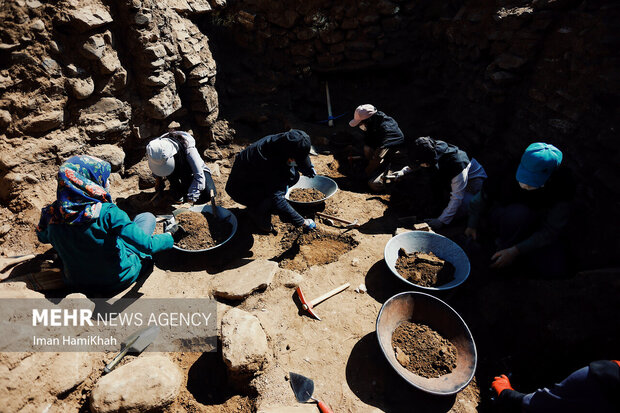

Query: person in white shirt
left=146, top=131, right=216, bottom=204
left=392, top=136, right=487, bottom=230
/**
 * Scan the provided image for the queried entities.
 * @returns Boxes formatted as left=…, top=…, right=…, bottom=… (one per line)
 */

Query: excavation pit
left=277, top=228, right=358, bottom=272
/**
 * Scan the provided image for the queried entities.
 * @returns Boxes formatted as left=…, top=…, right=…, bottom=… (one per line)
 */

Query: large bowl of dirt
left=285, top=175, right=338, bottom=205
left=170, top=205, right=237, bottom=252
left=376, top=291, right=477, bottom=395
left=384, top=231, right=470, bottom=291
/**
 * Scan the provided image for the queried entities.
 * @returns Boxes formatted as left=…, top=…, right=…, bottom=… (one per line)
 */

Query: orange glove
left=492, top=374, right=514, bottom=396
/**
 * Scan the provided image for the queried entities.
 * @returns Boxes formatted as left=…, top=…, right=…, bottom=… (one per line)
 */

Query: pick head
left=295, top=287, right=321, bottom=320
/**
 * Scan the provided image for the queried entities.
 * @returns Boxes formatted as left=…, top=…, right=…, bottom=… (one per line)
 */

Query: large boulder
left=221, top=308, right=269, bottom=382
left=88, top=144, right=125, bottom=171
left=66, top=2, right=113, bottom=33
left=17, top=110, right=64, bottom=134
left=90, top=355, right=183, bottom=413
left=66, top=77, right=95, bottom=100
left=78, top=97, right=131, bottom=140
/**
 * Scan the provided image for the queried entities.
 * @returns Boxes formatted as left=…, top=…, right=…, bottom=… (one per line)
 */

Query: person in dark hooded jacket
left=225, top=129, right=317, bottom=232
left=349, top=104, right=407, bottom=191
left=391, top=137, right=487, bottom=229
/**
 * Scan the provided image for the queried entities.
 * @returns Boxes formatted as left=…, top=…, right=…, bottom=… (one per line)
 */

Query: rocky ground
left=1, top=0, right=619, bottom=411
left=1, top=147, right=619, bottom=413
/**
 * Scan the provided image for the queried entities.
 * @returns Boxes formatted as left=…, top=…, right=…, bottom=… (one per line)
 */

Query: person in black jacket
left=466, top=142, right=575, bottom=277
left=393, top=136, right=487, bottom=230
left=225, top=129, right=317, bottom=232
left=349, top=104, right=407, bottom=191
left=491, top=360, right=620, bottom=412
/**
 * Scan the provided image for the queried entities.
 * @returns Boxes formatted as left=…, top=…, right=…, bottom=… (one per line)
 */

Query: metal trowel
left=103, top=325, right=160, bottom=374
left=289, top=372, right=333, bottom=413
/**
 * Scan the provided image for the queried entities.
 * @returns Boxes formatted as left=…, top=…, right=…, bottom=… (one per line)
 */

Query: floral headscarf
left=38, top=155, right=112, bottom=228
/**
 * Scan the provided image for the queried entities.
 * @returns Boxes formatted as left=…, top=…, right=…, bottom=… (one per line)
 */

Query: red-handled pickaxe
left=295, top=283, right=350, bottom=321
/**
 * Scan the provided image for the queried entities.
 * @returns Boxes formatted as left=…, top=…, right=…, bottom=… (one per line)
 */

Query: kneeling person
left=146, top=130, right=217, bottom=204
left=225, top=129, right=317, bottom=232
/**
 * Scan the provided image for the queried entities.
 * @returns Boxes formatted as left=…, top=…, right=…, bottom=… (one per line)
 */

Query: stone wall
left=0, top=0, right=228, bottom=210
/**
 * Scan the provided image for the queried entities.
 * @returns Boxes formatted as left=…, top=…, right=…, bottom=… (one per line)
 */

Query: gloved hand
left=166, top=224, right=188, bottom=242
left=490, top=246, right=519, bottom=269
left=424, top=218, right=444, bottom=230
left=491, top=374, right=514, bottom=396
left=389, top=167, right=410, bottom=182
left=303, top=219, right=316, bottom=230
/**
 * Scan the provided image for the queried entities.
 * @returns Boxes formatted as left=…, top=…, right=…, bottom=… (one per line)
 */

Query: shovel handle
left=103, top=336, right=138, bottom=374
left=310, top=283, right=350, bottom=307
left=210, top=189, right=220, bottom=219
left=317, top=400, right=333, bottom=413
left=103, top=346, right=130, bottom=374
left=316, top=212, right=354, bottom=225
left=0, top=254, right=36, bottom=272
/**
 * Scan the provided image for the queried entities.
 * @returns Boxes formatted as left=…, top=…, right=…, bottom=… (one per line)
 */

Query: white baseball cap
left=349, top=104, right=377, bottom=127
left=146, top=138, right=178, bottom=177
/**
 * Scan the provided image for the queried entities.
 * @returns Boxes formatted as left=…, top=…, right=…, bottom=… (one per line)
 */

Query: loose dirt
left=174, top=211, right=232, bottom=250
left=392, top=321, right=458, bottom=378
left=288, top=188, right=326, bottom=202
left=279, top=228, right=358, bottom=272
left=2, top=151, right=483, bottom=412
left=395, top=249, right=455, bottom=287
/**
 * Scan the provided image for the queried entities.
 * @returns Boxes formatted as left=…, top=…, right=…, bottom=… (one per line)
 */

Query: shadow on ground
left=346, top=332, right=457, bottom=413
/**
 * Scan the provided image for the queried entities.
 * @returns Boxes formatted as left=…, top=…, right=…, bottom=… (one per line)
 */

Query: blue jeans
left=133, top=212, right=156, bottom=236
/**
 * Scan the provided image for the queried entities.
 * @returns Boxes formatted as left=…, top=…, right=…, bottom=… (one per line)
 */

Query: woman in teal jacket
left=36, top=155, right=174, bottom=293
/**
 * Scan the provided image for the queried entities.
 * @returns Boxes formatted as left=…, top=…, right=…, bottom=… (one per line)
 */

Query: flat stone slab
left=212, top=259, right=278, bottom=300
left=90, top=355, right=182, bottom=413
left=221, top=307, right=269, bottom=378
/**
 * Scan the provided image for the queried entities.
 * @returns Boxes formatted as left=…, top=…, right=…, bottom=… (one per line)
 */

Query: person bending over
left=146, top=130, right=217, bottom=204
left=225, top=129, right=317, bottom=233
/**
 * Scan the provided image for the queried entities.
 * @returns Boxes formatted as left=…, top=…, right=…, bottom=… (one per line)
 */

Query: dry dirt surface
left=392, top=321, right=458, bottom=378
left=0, top=152, right=482, bottom=412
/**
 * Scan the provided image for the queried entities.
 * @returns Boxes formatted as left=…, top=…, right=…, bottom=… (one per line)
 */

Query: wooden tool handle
left=310, top=283, right=350, bottom=307
left=317, top=400, right=333, bottom=413
left=0, top=254, right=36, bottom=273
left=104, top=345, right=130, bottom=374
left=210, top=189, right=220, bottom=219
left=103, top=336, right=138, bottom=374
left=316, top=212, right=353, bottom=225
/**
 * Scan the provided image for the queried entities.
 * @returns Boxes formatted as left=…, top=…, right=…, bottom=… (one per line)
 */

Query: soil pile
left=392, top=321, right=458, bottom=378
left=288, top=188, right=326, bottom=202
left=279, top=228, right=358, bottom=271
left=395, top=249, right=455, bottom=287
left=174, top=211, right=232, bottom=250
